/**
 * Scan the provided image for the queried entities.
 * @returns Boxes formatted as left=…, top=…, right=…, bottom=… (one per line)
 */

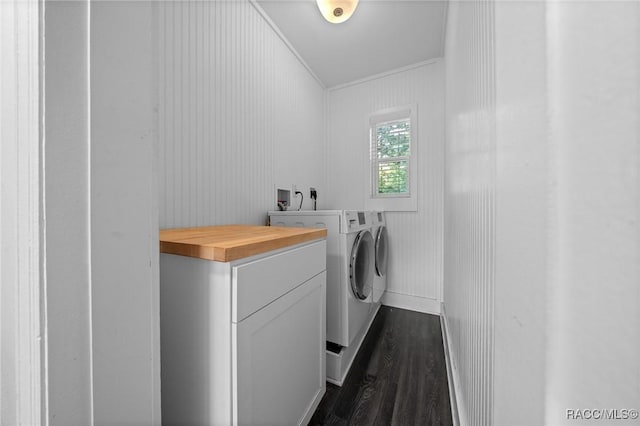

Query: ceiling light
left=316, top=0, right=359, bottom=24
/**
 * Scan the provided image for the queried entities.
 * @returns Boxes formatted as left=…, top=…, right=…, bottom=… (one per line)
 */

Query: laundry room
left=2, top=1, right=639, bottom=425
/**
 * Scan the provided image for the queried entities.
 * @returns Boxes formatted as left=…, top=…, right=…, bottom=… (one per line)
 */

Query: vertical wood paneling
left=158, top=0, right=326, bottom=229
left=326, top=62, right=445, bottom=307
left=446, top=2, right=640, bottom=426
left=444, top=1, right=495, bottom=425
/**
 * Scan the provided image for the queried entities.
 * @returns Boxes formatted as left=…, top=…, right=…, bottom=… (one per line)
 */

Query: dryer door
left=375, top=226, right=388, bottom=277
left=349, top=230, right=374, bottom=300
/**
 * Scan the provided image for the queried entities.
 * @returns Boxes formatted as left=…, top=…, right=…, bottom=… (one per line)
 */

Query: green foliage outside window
left=378, top=161, right=408, bottom=194
left=375, top=120, right=410, bottom=195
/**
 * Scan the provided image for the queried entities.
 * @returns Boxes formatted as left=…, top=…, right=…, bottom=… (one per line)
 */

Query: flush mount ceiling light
left=316, top=0, right=359, bottom=24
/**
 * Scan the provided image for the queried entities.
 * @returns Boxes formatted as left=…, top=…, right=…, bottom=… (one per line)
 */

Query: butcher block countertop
left=160, top=224, right=327, bottom=262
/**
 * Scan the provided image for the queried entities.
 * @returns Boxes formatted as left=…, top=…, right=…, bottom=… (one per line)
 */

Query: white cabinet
left=234, top=272, right=325, bottom=425
left=160, top=240, right=326, bottom=426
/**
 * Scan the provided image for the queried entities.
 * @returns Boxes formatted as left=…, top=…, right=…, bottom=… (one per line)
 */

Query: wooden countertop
left=160, top=224, right=327, bottom=262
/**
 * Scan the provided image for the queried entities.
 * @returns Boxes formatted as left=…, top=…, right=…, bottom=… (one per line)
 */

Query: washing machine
left=369, top=211, right=388, bottom=304
left=339, top=211, right=375, bottom=346
left=268, top=210, right=374, bottom=348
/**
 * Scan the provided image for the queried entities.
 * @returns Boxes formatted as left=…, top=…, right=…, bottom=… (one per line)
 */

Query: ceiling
left=255, top=0, right=448, bottom=88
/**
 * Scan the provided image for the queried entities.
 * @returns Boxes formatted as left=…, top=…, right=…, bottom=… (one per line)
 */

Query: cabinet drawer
left=232, top=240, right=326, bottom=323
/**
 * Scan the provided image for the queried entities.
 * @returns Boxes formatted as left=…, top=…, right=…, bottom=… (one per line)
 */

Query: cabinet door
left=233, top=272, right=326, bottom=426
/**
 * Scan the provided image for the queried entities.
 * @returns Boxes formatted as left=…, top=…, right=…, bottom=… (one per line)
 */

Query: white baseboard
left=381, top=291, right=441, bottom=315
left=440, top=303, right=467, bottom=426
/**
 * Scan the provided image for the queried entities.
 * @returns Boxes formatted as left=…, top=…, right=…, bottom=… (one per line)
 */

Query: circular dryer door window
left=349, top=230, right=374, bottom=300
left=375, top=226, right=388, bottom=277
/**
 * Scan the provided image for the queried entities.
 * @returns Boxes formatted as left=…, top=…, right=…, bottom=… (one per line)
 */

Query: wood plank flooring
left=310, top=306, right=453, bottom=426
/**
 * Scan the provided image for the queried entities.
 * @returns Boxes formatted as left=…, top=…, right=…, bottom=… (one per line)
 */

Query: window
left=367, top=105, right=417, bottom=211
left=373, top=118, right=411, bottom=196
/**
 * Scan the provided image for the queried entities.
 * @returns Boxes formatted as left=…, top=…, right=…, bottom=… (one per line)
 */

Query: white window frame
left=366, top=104, right=418, bottom=212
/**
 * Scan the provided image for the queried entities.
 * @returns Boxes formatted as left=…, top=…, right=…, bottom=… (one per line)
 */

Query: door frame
left=0, top=0, right=45, bottom=424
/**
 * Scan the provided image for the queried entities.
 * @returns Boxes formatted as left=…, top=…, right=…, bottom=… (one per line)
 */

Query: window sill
left=365, top=195, right=417, bottom=212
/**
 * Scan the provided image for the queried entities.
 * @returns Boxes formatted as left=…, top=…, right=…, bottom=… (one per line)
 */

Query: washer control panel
left=343, top=210, right=370, bottom=233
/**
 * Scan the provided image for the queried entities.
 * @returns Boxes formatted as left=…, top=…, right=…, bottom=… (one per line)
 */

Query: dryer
left=369, top=211, right=388, bottom=304
left=268, top=210, right=374, bottom=347
left=340, top=211, right=374, bottom=346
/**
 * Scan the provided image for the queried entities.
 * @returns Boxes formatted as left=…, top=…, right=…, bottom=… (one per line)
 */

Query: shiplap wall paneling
left=444, top=1, right=496, bottom=425
left=158, top=0, right=326, bottom=229
left=444, top=2, right=640, bottom=426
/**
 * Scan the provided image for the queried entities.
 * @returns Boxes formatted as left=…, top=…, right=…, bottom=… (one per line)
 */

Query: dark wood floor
left=310, top=306, right=453, bottom=426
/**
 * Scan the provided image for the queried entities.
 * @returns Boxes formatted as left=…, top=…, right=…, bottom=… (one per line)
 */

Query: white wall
left=91, top=2, right=160, bottom=424
left=44, top=2, right=93, bottom=424
left=10, top=1, right=162, bottom=425
left=326, top=63, right=445, bottom=314
left=545, top=2, right=640, bottom=424
left=158, top=0, right=326, bottom=229
left=444, top=1, right=640, bottom=425
left=493, top=2, right=548, bottom=425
